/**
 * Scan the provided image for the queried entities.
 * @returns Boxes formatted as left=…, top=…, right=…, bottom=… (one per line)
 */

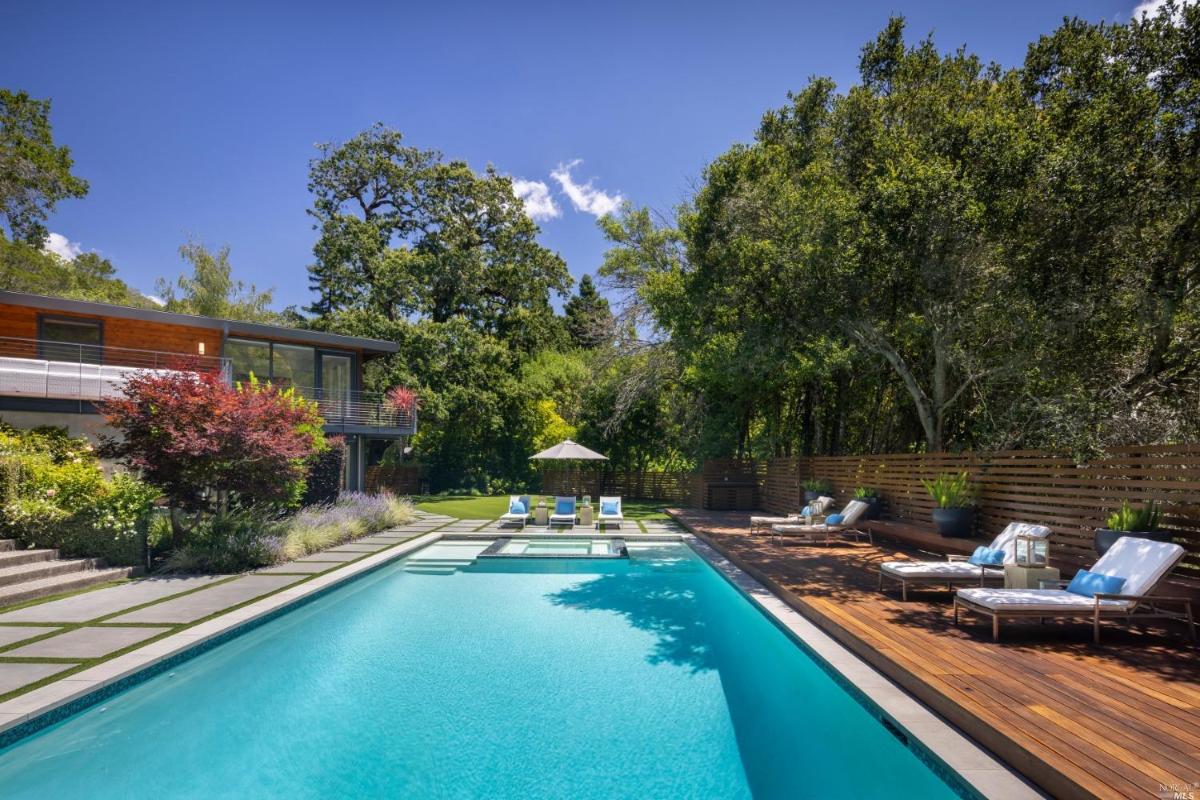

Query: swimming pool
left=0, top=540, right=963, bottom=798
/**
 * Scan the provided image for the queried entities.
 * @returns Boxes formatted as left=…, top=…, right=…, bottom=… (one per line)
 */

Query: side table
left=1003, top=565, right=1060, bottom=590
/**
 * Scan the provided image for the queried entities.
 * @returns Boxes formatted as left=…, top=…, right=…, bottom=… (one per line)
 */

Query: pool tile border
left=0, top=530, right=443, bottom=748
left=684, top=535, right=1044, bottom=800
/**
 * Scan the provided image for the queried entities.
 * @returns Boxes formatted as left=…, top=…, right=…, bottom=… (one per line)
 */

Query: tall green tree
left=156, top=240, right=279, bottom=322
left=307, top=125, right=574, bottom=489
left=0, top=90, right=88, bottom=244
left=563, top=274, right=614, bottom=349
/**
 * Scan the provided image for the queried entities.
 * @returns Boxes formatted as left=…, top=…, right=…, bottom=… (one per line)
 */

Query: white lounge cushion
left=957, top=588, right=1130, bottom=612
left=990, top=522, right=1052, bottom=565
left=751, top=514, right=801, bottom=525
left=1089, top=536, right=1183, bottom=599
left=881, top=561, right=1000, bottom=580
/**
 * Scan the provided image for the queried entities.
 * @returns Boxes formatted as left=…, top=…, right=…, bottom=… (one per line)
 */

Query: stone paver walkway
left=0, top=515, right=449, bottom=700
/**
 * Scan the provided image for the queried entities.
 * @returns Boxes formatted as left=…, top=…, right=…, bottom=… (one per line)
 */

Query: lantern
left=1015, top=533, right=1049, bottom=567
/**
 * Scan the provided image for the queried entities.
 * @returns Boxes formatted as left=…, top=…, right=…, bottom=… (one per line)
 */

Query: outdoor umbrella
left=529, top=439, right=608, bottom=496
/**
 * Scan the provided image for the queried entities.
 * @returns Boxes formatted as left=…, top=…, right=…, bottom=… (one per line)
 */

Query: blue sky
left=3, top=0, right=1145, bottom=312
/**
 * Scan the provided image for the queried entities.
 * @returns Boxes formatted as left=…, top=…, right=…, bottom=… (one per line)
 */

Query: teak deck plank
left=671, top=508, right=1200, bottom=800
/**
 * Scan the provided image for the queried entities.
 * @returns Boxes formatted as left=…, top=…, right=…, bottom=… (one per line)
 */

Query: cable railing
left=292, top=386, right=417, bottom=432
left=0, top=336, right=230, bottom=402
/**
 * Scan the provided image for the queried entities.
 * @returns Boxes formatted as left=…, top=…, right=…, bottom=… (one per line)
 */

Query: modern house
left=0, top=291, right=415, bottom=491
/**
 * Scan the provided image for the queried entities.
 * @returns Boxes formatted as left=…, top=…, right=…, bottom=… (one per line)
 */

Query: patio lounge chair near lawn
left=750, top=495, right=834, bottom=535
left=954, top=536, right=1195, bottom=643
left=500, top=495, right=531, bottom=529
left=879, top=522, right=1052, bottom=600
left=772, top=499, right=871, bottom=545
left=549, top=496, right=577, bottom=528
left=596, top=496, right=624, bottom=530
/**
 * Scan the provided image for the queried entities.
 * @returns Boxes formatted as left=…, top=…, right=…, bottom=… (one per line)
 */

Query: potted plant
left=922, top=472, right=976, bottom=538
left=802, top=479, right=831, bottom=502
left=1094, top=500, right=1172, bottom=555
left=853, top=486, right=882, bottom=519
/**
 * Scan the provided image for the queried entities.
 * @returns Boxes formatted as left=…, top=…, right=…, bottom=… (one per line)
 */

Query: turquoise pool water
left=0, top=542, right=961, bottom=799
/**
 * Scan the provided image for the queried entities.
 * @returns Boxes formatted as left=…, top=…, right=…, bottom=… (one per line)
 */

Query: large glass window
left=320, top=354, right=352, bottom=402
left=225, top=338, right=271, bottom=385
left=271, top=344, right=316, bottom=390
left=40, top=317, right=103, bottom=364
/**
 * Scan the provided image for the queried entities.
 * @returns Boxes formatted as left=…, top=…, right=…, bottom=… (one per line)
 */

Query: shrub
left=0, top=424, right=158, bottom=565
left=853, top=486, right=878, bottom=499
left=162, top=506, right=286, bottom=574
left=802, top=479, right=831, bottom=493
left=281, top=492, right=415, bottom=560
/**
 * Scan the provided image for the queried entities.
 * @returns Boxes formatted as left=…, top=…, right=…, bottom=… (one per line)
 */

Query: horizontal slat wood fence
left=761, top=446, right=1200, bottom=591
left=541, top=468, right=701, bottom=504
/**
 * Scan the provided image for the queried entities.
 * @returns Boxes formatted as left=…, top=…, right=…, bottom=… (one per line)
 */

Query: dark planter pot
left=1093, top=528, right=1172, bottom=556
left=931, top=506, right=975, bottom=538
left=859, top=496, right=882, bottom=520
left=804, top=490, right=822, bottom=502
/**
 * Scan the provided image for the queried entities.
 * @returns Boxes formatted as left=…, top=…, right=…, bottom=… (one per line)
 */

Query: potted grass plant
left=922, top=472, right=976, bottom=538
left=802, top=478, right=832, bottom=502
left=853, top=486, right=882, bottom=519
left=1094, top=500, right=1172, bottom=555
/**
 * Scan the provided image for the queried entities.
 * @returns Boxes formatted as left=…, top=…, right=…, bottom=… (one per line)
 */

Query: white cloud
left=1131, top=0, right=1193, bottom=20
left=550, top=160, right=624, bottom=218
left=43, top=232, right=83, bottom=261
left=511, top=178, right=561, bottom=221
left=141, top=293, right=165, bottom=307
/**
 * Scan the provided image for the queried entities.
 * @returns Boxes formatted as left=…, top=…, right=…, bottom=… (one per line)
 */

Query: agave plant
left=922, top=472, right=975, bottom=508
left=1106, top=500, right=1161, bottom=532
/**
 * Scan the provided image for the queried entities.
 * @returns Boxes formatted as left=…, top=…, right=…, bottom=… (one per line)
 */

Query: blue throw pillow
left=509, top=500, right=526, bottom=515
left=601, top=500, right=619, bottom=515
left=555, top=499, right=574, bottom=516
left=1066, top=569, right=1126, bottom=598
left=968, top=546, right=1006, bottom=566
left=825, top=513, right=844, bottom=525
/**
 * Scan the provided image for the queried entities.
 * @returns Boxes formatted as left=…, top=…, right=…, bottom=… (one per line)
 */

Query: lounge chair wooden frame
left=954, top=587, right=1196, bottom=644
left=953, top=538, right=1196, bottom=644
left=879, top=554, right=1003, bottom=601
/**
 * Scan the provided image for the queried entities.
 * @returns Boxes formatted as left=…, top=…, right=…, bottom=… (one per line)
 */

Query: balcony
left=0, top=337, right=416, bottom=436
left=296, top=386, right=417, bottom=436
left=0, top=336, right=230, bottom=403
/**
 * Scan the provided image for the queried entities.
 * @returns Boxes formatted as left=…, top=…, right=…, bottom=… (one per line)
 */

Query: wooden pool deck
left=669, top=508, right=1200, bottom=800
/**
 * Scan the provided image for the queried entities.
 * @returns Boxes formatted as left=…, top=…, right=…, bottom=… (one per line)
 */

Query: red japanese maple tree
left=99, top=368, right=324, bottom=543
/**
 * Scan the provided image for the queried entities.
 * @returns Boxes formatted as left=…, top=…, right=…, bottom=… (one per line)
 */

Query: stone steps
left=0, top=539, right=140, bottom=607
left=0, top=566, right=139, bottom=607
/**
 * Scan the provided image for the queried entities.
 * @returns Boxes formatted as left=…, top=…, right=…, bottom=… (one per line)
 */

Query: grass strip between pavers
left=0, top=519, right=455, bottom=704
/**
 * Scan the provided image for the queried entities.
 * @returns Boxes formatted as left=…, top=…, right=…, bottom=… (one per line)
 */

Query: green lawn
left=413, top=495, right=673, bottom=521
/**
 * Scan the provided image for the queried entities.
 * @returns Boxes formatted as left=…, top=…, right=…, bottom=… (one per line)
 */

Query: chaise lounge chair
left=879, top=521, right=1051, bottom=600
left=771, top=499, right=872, bottom=545
left=954, top=536, right=1195, bottom=643
left=595, top=496, right=624, bottom=530
left=549, top=496, right=577, bottom=529
left=750, top=496, right=834, bottom=536
left=499, top=495, right=531, bottom=529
